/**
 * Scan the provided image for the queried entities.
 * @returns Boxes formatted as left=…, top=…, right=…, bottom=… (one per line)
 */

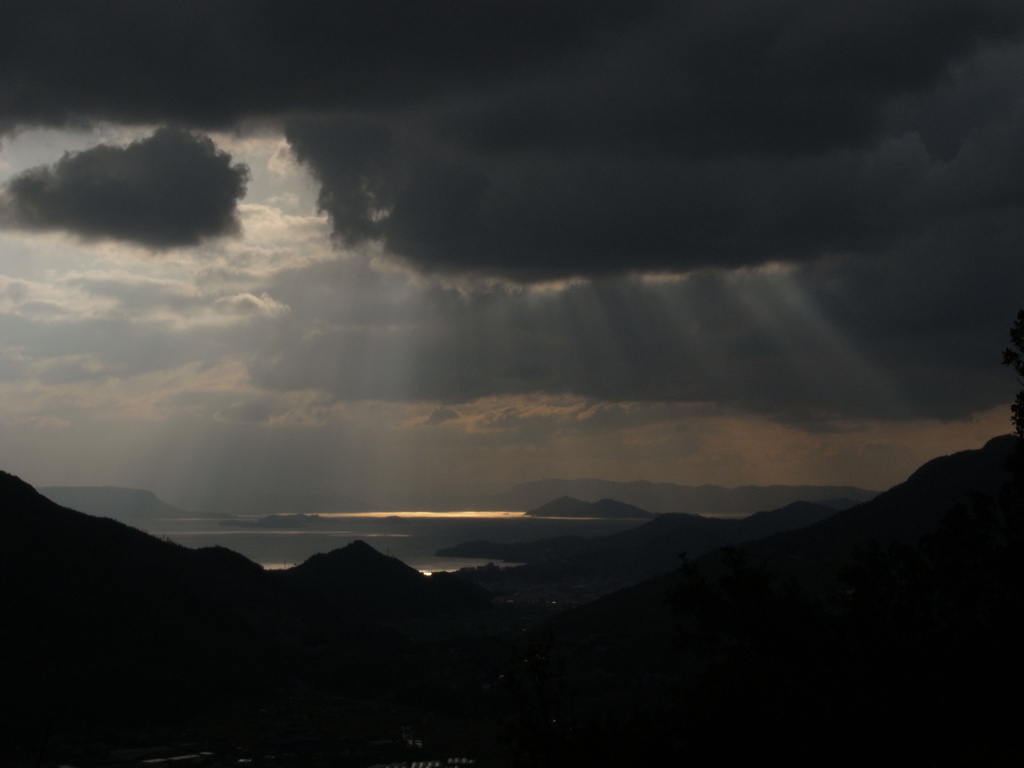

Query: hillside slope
left=495, top=478, right=876, bottom=514
left=0, top=471, right=487, bottom=757
left=549, top=434, right=1019, bottom=653
left=280, top=540, right=490, bottom=619
left=448, top=500, right=837, bottom=603
left=0, top=471, right=295, bottom=740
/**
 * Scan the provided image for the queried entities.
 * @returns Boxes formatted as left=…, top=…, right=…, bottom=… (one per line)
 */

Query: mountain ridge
left=493, top=478, right=877, bottom=515
left=445, top=500, right=838, bottom=605
left=546, top=434, right=1020, bottom=651
left=0, top=470, right=486, bottom=751
left=280, top=540, right=491, bottom=619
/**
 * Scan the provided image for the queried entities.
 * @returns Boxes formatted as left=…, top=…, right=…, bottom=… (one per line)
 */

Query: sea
left=143, top=511, right=646, bottom=574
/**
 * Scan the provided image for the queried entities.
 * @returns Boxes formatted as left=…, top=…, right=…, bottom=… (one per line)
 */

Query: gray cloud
left=281, top=2, right=1024, bottom=279
left=438, top=0, right=1024, bottom=157
left=0, top=1, right=659, bottom=129
left=424, top=407, right=460, bottom=426
left=214, top=400, right=275, bottom=425
left=287, top=108, right=1024, bottom=279
left=246, top=241, right=1022, bottom=424
left=1, top=128, right=248, bottom=248
left=2, top=2, right=1023, bottom=277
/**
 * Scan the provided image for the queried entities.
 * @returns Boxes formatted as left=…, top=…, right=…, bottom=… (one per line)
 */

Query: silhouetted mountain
left=734, top=433, right=1019, bottom=593
left=525, top=496, right=655, bottom=518
left=0, top=471, right=490, bottom=760
left=279, top=540, right=490, bottom=620
left=736, top=499, right=846, bottom=540
left=526, top=496, right=593, bottom=517
left=0, top=470, right=297, bottom=741
left=39, top=485, right=200, bottom=521
left=493, top=478, right=877, bottom=514
left=447, top=500, right=837, bottom=602
left=546, top=434, right=1020, bottom=661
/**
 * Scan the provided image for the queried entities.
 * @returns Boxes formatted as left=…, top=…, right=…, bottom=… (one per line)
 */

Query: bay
left=142, top=511, right=646, bottom=573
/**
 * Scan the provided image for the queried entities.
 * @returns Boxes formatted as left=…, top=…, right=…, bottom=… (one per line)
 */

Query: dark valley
left=4, top=434, right=1024, bottom=766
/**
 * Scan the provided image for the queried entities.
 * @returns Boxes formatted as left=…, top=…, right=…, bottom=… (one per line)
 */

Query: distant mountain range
left=444, top=500, right=839, bottom=601
left=39, top=485, right=201, bottom=521
left=490, top=479, right=876, bottom=515
left=40, top=478, right=876, bottom=522
left=372, top=480, right=875, bottom=514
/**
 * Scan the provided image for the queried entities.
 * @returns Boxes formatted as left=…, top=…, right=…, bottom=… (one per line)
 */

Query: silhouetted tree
left=1003, top=308, right=1024, bottom=438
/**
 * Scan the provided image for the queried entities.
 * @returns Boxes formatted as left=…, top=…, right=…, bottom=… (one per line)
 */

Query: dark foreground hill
left=522, top=434, right=1024, bottom=765
left=280, top=539, right=491, bottom=619
left=1, top=472, right=294, bottom=740
left=0, top=472, right=494, bottom=763
left=442, top=500, right=837, bottom=602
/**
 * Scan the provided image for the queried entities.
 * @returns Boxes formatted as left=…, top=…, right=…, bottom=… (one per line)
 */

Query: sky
left=1, top=0, right=1022, bottom=508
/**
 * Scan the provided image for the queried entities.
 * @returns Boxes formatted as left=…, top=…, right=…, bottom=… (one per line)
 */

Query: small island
left=524, top=496, right=655, bottom=519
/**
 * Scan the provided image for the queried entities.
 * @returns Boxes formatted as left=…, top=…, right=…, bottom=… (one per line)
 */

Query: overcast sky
left=1, top=1, right=1022, bottom=507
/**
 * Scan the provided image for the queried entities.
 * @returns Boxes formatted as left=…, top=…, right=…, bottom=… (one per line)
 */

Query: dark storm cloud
left=4, top=1, right=1023, bottom=277
left=440, top=0, right=1024, bottom=157
left=288, top=111, right=1024, bottom=279
left=1, top=128, right=248, bottom=248
left=280, top=0, right=1024, bottom=279
left=0, top=0, right=659, bottom=129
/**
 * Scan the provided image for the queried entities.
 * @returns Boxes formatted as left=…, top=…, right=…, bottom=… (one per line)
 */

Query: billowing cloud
left=0, top=2, right=1020, bottom=277
left=0, top=128, right=248, bottom=248
left=0, top=2, right=1020, bottom=279
left=286, top=60, right=1024, bottom=279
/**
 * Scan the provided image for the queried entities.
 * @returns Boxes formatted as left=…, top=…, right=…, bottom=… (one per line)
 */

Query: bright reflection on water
left=323, top=510, right=525, bottom=519
left=144, top=512, right=646, bottom=573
